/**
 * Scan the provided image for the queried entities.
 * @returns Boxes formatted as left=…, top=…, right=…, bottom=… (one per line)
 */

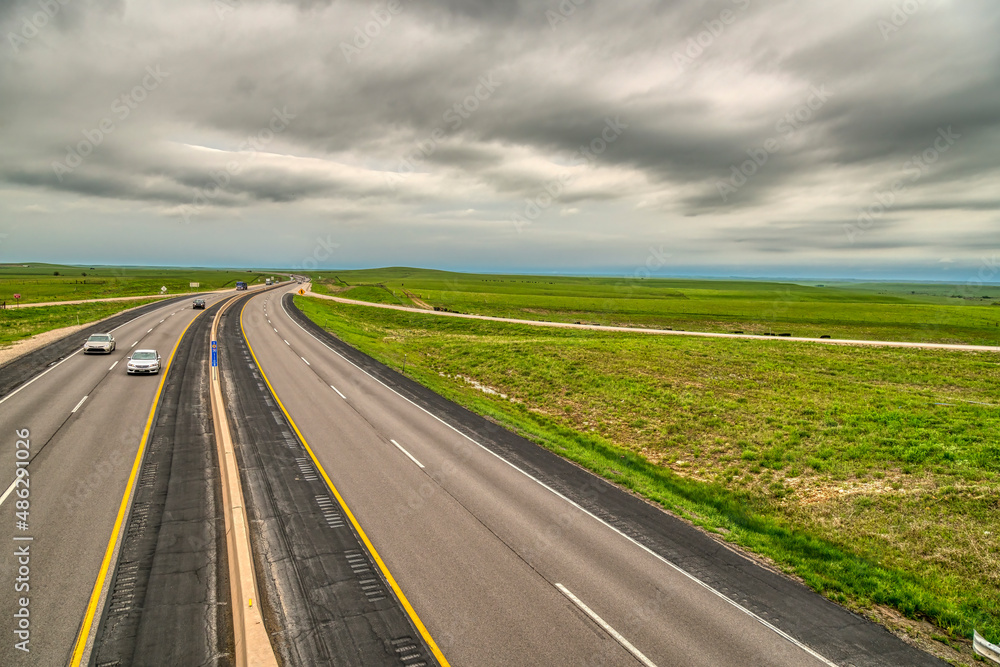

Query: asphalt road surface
left=0, top=291, right=234, bottom=665
left=238, top=284, right=944, bottom=667
left=88, top=297, right=232, bottom=666
left=217, top=294, right=439, bottom=665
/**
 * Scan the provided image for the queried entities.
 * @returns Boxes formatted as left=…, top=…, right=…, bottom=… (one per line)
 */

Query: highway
left=0, top=290, right=236, bottom=665
left=237, top=283, right=945, bottom=666
left=0, top=278, right=947, bottom=665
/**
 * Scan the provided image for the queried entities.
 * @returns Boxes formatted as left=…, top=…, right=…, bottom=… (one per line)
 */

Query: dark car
left=193, top=298, right=206, bottom=309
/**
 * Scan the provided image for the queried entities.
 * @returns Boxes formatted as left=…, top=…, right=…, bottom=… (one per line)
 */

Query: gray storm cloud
left=0, top=0, right=997, bottom=277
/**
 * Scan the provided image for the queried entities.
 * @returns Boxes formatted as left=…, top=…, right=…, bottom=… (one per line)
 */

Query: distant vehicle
left=83, top=333, right=115, bottom=354
left=127, top=349, right=161, bottom=374
left=265, top=278, right=272, bottom=286
left=236, top=281, right=248, bottom=291
left=192, top=298, right=206, bottom=309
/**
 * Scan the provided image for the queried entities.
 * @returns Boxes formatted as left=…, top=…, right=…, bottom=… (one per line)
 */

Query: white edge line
left=390, top=439, right=425, bottom=469
left=71, top=395, right=88, bottom=413
left=330, top=385, right=347, bottom=400
left=0, top=350, right=80, bottom=406
left=279, top=294, right=838, bottom=667
left=556, top=583, right=657, bottom=667
left=0, top=478, right=18, bottom=508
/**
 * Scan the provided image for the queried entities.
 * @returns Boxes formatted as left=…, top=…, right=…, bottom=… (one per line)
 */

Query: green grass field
left=0, top=298, right=161, bottom=347
left=310, top=268, right=1000, bottom=346
left=295, top=294, right=1000, bottom=656
left=0, top=263, right=278, bottom=305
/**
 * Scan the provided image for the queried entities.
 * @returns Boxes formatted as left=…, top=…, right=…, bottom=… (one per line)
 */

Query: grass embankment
left=0, top=299, right=161, bottom=348
left=0, top=263, right=274, bottom=304
left=309, top=268, right=1000, bottom=346
left=295, top=295, right=1000, bottom=653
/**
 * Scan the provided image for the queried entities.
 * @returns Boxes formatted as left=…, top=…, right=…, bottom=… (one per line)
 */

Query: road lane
left=0, top=291, right=232, bottom=664
left=88, top=297, right=233, bottom=666
left=218, top=296, right=444, bottom=665
left=242, top=288, right=854, bottom=666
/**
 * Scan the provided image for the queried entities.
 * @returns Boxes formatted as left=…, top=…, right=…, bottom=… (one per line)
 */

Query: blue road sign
left=211, top=340, right=218, bottom=367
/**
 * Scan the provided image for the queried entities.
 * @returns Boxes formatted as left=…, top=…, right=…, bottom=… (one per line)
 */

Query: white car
left=83, top=333, right=116, bottom=354
left=127, top=349, right=161, bottom=374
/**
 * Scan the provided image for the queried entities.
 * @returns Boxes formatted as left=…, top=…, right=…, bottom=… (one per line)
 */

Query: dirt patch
left=0, top=322, right=90, bottom=366
left=401, top=289, right=434, bottom=310
left=865, top=604, right=978, bottom=666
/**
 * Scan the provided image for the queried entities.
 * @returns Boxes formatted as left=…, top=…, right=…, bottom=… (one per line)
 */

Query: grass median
left=0, top=299, right=161, bottom=348
left=295, top=294, right=999, bottom=655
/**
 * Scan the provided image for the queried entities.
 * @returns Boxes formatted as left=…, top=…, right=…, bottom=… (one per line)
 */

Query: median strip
left=210, top=295, right=279, bottom=667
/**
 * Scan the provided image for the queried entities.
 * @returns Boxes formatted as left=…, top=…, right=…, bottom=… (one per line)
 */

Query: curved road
left=307, top=289, right=1000, bottom=352
left=240, top=283, right=943, bottom=666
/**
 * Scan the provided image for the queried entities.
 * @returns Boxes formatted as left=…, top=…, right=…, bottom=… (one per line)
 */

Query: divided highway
left=239, top=283, right=945, bottom=666
left=0, top=279, right=947, bottom=665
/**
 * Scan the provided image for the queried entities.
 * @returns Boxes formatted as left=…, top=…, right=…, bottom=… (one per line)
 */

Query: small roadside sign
left=211, top=340, right=218, bottom=367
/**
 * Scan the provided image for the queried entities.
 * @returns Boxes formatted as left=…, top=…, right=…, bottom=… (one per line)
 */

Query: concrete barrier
left=211, top=294, right=279, bottom=667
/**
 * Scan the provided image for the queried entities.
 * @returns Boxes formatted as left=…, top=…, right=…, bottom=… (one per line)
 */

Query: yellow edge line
left=238, top=298, right=451, bottom=667
left=70, top=311, right=204, bottom=665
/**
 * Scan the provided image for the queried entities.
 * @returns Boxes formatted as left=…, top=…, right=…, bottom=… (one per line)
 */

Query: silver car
left=83, top=333, right=116, bottom=354
left=126, top=349, right=161, bottom=374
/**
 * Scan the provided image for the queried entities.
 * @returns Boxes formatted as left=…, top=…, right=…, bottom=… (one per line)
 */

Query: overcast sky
left=0, top=0, right=997, bottom=279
